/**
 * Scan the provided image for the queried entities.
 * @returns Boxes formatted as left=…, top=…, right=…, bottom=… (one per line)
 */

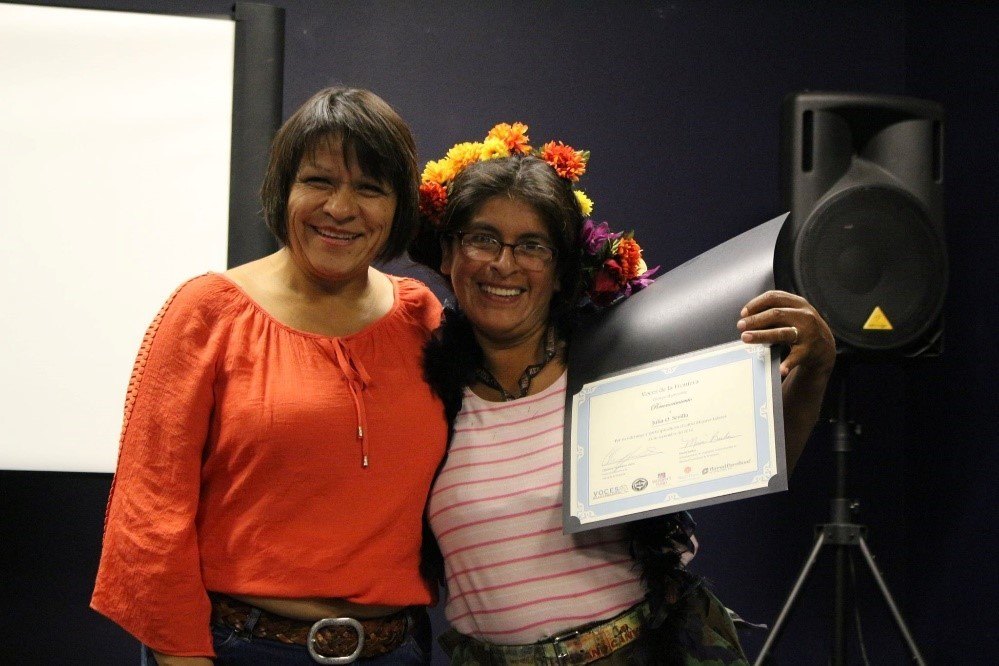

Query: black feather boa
left=421, top=305, right=704, bottom=665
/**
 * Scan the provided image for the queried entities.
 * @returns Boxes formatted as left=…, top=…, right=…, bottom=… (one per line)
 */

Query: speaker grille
left=794, top=185, right=947, bottom=351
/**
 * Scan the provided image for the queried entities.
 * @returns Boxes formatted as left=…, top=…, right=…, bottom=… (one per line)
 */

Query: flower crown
left=419, top=122, right=659, bottom=307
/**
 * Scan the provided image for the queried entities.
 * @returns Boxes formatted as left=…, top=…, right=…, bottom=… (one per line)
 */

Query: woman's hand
left=737, top=290, right=836, bottom=379
left=737, top=290, right=836, bottom=472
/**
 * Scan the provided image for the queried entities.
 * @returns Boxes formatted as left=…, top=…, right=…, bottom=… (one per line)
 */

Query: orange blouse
left=91, top=273, right=447, bottom=657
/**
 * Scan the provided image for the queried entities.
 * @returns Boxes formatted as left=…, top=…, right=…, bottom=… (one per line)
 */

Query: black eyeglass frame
left=451, top=230, right=558, bottom=271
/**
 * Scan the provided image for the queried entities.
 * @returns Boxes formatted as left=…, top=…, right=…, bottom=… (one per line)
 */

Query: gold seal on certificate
left=564, top=340, right=786, bottom=533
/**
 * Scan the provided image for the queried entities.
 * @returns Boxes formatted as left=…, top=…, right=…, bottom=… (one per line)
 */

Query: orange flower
left=539, top=141, right=588, bottom=181
left=616, top=237, right=644, bottom=280
left=419, top=181, right=448, bottom=225
left=486, top=122, right=532, bottom=154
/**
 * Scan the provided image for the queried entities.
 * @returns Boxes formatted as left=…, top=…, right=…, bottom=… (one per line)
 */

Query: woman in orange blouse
left=91, top=88, right=447, bottom=665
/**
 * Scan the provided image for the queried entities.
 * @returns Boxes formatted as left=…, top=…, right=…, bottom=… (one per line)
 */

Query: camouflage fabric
left=670, top=586, right=749, bottom=666
left=443, top=587, right=748, bottom=665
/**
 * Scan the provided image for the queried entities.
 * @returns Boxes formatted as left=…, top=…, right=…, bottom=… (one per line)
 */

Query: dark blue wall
left=901, top=2, right=999, bottom=661
left=3, top=1, right=995, bottom=663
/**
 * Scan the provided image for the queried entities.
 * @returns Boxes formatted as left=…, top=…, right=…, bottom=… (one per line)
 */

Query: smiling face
left=442, top=195, right=560, bottom=348
left=285, top=138, right=396, bottom=289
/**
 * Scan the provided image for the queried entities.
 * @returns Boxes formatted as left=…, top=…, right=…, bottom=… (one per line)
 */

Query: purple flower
left=581, top=219, right=619, bottom=255
left=629, top=265, right=660, bottom=292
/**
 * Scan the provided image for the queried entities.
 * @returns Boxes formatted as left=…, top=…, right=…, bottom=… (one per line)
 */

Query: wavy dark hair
left=261, top=87, right=418, bottom=260
left=409, top=155, right=584, bottom=335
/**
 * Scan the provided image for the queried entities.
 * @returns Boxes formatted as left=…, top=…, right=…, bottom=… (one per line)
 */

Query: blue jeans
left=141, top=610, right=431, bottom=665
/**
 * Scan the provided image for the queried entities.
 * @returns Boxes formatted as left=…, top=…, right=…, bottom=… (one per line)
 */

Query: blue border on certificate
left=566, top=341, right=785, bottom=531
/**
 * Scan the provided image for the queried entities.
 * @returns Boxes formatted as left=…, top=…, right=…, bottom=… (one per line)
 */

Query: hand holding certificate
left=562, top=214, right=835, bottom=532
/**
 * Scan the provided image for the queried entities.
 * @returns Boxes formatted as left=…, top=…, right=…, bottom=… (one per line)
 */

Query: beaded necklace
left=474, top=327, right=558, bottom=401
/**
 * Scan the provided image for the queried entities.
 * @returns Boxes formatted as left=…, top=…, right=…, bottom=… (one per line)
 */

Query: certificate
left=564, top=340, right=786, bottom=533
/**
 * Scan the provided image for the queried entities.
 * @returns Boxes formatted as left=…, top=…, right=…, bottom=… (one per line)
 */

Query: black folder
left=563, top=213, right=790, bottom=532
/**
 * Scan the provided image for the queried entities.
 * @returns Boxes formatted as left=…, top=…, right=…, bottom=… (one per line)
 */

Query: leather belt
left=444, top=601, right=650, bottom=665
left=210, top=595, right=410, bottom=664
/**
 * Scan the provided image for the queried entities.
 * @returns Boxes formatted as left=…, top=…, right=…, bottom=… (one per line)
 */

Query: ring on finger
left=789, top=326, right=799, bottom=344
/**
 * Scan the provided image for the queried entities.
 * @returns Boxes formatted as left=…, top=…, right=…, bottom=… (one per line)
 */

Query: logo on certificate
left=631, top=478, right=648, bottom=492
left=593, top=485, right=627, bottom=500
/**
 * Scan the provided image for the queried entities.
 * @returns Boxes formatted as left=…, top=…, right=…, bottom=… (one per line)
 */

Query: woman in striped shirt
left=410, top=129, right=835, bottom=664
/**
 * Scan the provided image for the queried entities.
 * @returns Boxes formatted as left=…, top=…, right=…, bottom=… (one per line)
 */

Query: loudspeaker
left=776, top=92, right=947, bottom=356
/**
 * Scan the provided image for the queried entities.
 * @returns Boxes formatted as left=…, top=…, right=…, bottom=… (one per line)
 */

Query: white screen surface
left=0, top=4, right=234, bottom=472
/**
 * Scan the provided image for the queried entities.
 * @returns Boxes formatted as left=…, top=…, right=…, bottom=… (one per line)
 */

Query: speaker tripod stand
left=754, top=362, right=926, bottom=665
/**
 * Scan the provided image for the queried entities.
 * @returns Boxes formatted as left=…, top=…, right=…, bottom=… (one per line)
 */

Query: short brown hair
left=260, top=87, right=418, bottom=260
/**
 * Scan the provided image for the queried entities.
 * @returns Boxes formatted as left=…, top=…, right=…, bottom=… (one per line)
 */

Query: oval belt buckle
left=307, top=617, right=365, bottom=665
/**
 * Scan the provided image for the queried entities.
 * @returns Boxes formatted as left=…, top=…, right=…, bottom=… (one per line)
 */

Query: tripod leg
left=857, top=536, right=927, bottom=665
left=753, top=531, right=827, bottom=665
left=834, top=544, right=848, bottom=666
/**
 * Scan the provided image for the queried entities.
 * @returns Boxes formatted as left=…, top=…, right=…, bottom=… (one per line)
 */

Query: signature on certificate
left=602, top=443, right=664, bottom=475
left=680, top=431, right=740, bottom=448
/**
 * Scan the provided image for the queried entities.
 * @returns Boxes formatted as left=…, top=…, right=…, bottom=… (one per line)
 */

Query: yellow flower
left=421, top=159, right=454, bottom=185
left=480, top=137, right=511, bottom=160
left=445, top=142, right=485, bottom=171
left=574, top=190, right=594, bottom=216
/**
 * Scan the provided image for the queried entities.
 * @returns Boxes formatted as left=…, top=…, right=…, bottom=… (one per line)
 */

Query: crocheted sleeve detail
left=91, top=273, right=230, bottom=657
left=107, top=276, right=198, bottom=508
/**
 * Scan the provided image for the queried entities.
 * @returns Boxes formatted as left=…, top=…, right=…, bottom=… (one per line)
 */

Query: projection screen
left=0, top=4, right=234, bottom=472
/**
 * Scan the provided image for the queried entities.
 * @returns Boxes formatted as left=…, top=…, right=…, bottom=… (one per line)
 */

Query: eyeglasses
left=454, top=231, right=557, bottom=271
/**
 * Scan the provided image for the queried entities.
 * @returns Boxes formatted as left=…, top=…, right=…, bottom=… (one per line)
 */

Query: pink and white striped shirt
left=427, top=372, right=646, bottom=644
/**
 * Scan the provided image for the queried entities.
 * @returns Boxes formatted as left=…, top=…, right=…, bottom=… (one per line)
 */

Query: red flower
left=589, top=263, right=622, bottom=306
left=602, top=259, right=626, bottom=285
left=593, top=259, right=625, bottom=291
left=539, top=141, right=587, bottom=181
left=419, top=181, right=448, bottom=225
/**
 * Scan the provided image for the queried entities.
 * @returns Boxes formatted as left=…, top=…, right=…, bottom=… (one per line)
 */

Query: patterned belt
left=210, top=595, right=411, bottom=664
left=443, top=601, right=650, bottom=665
